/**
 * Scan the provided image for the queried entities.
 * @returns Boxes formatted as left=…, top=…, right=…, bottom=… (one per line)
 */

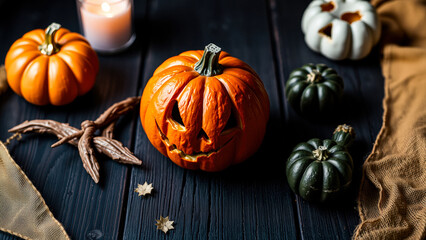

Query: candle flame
left=101, top=2, right=111, bottom=12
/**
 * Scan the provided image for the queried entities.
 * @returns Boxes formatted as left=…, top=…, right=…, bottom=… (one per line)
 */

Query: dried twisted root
left=8, top=97, right=142, bottom=183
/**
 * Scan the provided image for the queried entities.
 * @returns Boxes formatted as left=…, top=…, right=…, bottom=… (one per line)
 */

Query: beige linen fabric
left=354, top=0, right=426, bottom=239
left=0, top=141, right=69, bottom=240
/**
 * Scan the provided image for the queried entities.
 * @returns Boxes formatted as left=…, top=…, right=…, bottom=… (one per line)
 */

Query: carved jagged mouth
left=155, top=121, right=232, bottom=161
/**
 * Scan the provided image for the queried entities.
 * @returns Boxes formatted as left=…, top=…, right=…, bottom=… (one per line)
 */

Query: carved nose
left=197, top=128, right=209, bottom=140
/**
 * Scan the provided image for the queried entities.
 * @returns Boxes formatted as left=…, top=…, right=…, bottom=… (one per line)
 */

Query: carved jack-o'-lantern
left=302, top=0, right=380, bottom=60
left=140, top=43, right=270, bottom=171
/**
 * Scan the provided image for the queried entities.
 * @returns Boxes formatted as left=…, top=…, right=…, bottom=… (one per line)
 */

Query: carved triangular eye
left=198, top=128, right=209, bottom=140
left=222, top=110, right=237, bottom=132
left=171, top=101, right=184, bottom=126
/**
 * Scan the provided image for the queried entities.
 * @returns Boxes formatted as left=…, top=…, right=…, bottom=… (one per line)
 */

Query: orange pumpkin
left=5, top=23, right=98, bottom=106
left=140, top=43, right=270, bottom=171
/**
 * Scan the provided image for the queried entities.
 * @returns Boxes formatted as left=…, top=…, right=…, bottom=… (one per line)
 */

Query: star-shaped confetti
left=155, top=216, right=174, bottom=234
left=135, top=182, right=153, bottom=197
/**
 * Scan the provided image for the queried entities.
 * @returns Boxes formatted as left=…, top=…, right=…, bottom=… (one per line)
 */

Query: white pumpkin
left=302, top=0, right=381, bottom=60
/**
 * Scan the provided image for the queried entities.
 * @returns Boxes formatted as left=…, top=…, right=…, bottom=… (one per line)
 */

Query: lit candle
left=78, top=0, right=135, bottom=53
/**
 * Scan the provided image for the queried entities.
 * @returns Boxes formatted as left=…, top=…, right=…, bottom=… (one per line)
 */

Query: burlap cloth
left=354, top=0, right=426, bottom=239
left=0, top=141, right=69, bottom=240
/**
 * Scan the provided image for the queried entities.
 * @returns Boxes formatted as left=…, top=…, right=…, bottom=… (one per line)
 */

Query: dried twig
left=8, top=97, right=142, bottom=183
left=102, top=122, right=115, bottom=138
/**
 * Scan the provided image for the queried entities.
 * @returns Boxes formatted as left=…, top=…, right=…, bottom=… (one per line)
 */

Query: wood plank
left=123, top=0, right=299, bottom=238
left=0, top=0, right=147, bottom=239
left=268, top=0, right=385, bottom=239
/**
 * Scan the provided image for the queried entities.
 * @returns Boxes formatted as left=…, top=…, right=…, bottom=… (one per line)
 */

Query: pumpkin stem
left=194, top=43, right=224, bottom=77
left=332, top=124, right=355, bottom=147
left=38, top=23, right=61, bottom=56
left=312, top=146, right=329, bottom=161
left=307, top=70, right=322, bottom=83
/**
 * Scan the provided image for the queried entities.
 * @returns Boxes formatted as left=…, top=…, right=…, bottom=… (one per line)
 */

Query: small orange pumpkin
left=5, top=23, right=98, bottom=106
left=140, top=43, right=270, bottom=171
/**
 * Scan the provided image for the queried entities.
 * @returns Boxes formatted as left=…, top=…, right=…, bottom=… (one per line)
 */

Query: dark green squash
left=332, top=124, right=356, bottom=147
left=286, top=125, right=355, bottom=202
left=285, top=63, right=344, bottom=115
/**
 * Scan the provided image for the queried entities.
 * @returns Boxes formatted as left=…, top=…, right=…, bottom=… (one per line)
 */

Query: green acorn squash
left=286, top=125, right=355, bottom=202
left=285, top=63, right=344, bottom=115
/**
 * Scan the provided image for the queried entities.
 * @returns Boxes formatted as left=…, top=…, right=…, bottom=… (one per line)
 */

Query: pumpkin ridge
left=150, top=72, right=201, bottom=128
left=213, top=74, right=268, bottom=162
left=53, top=28, right=70, bottom=42
left=321, top=81, right=341, bottom=95
left=326, top=158, right=353, bottom=183
left=219, top=56, right=259, bottom=77
left=331, top=151, right=351, bottom=160
left=328, top=144, right=345, bottom=153
left=9, top=38, right=40, bottom=50
left=156, top=71, right=199, bottom=97
left=19, top=55, right=50, bottom=105
left=317, top=85, right=334, bottom=111
left=215, top=74, right=269, bottom=123
left=289, top=68, right=309, bottom=78
left=10, top=52, right=43, bottom=96
left=286, top=81, right=308, bottom=103
left=287, top=150, right=315, bottom=168
left=153, top=56, right=198, bottom=76
left=293, top=143, right=315, bottom=152
left=178, top=50, right=203, bottom=61
left=300, top=84, right=319, bottom=113
left=215, top=74, right=266, bottom=126
left=47, top=56, right=78, bottom=105
left=6, top=45, right=40, bottom=64
left=320, top=163, right=341, bottom=199
left=140, top=68, right=195, bottom=120
left=202, top=77, right=233, bottom=144
left=288, top=75, right=306, bottom=88
left=149, top=71, right=199, bottom=134
left=22, top=29, right=45, bottom=45
left=307, top=138, right=322, bottom=149
left=5, top=51, right=41, bottom=96
left=299, top=161, right=323, bottom=199
left=286, top=159, right=313, bottom=194
left=176, top=76, right=206, bottom=136
left=152, top=67, right=194, bottom=92
left=218, top=51, right=231, bottom=60
left=60, top=42, right=98, bottom=64
left=57, top=32, right=90, bottom=46
left=58, top=49, right=94, bottom=69
left=286, top=76, right=306, bottom=89
left=56, top=50, right=95, bottom=95
left=223, top=68, right=268, bottom=97
left=221, top=69, right=269, bottom=114
left=332, top=153, right=353, bottom=168
left=205, top=77, right=234, bottom=134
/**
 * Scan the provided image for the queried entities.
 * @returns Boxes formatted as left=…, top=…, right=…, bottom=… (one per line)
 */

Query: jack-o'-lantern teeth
left=155, top=121, right=231, bottom=161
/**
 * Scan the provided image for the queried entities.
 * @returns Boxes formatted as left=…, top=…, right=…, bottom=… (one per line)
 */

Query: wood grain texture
left=268, top=0, right=384, bottom=239
left=122, top=0, right=298, bottom=239
left=0, top=0, right=146, bottom=239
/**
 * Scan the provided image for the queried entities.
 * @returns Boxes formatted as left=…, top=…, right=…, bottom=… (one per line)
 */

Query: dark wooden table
left=0, top=0, right=384, bottom=239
